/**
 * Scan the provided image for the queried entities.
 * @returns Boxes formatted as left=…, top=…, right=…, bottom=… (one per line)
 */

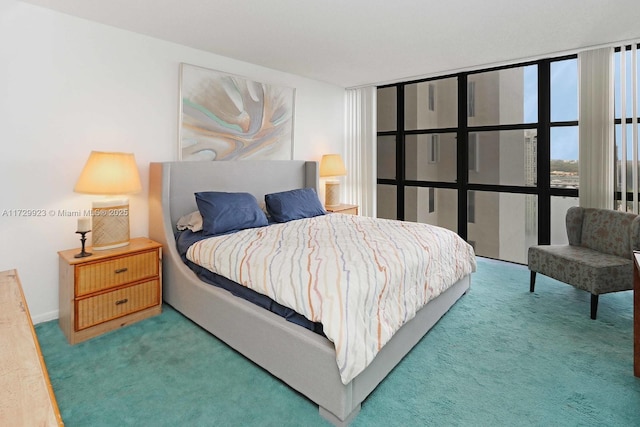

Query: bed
left=148, top=160, right=475, bottom=426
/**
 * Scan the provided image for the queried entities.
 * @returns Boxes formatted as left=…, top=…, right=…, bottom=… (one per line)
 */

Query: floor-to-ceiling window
left=549, top=58, right=580, bottom=243
left=377, top=55, right=578, bottom=264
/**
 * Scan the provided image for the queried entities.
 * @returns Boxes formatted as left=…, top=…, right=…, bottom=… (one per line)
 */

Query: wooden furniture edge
left=57, top=237, right=162, bottom=265
left=633, top=251, right=639, bottom=377
left=0, top=269, right=64, bottom=426
left=325, top=203, right=359, bottom=214
left=68, top=305, right=162, bottom=344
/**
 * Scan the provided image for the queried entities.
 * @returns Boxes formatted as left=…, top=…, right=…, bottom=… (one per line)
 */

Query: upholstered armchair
left=528, top=206, right=640, bottom=319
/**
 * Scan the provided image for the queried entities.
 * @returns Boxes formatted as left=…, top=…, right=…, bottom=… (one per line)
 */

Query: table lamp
left=320, top=154, right=347, bottom=207
left=74, top=151, right=142, bottom=250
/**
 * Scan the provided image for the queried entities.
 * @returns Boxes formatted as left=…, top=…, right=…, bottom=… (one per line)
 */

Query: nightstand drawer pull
left=75, top=279, right=160, bottom=330
left=75, top=250, right=159, bottom=296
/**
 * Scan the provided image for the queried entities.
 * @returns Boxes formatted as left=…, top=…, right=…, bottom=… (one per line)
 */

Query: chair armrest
left=566, top=206, right=584, bottom=246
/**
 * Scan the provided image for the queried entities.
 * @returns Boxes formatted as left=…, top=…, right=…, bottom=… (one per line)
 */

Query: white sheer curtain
left=578, top=47, right=615, bottom=209
left=344, top=87, right=377, bottom=217
left=617, top=44, right=639, bottom=213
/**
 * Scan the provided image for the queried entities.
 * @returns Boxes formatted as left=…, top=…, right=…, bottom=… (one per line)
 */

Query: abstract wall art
left=179, top=63, right=295, bottom=161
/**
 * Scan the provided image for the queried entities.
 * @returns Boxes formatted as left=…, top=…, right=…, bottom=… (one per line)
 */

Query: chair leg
left=590, top=294, right=599, bottom=320
left=529, top=271, right=536, bottom=292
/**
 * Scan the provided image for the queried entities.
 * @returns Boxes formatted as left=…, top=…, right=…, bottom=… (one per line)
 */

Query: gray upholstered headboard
left=149, top=160, right=319, bottom=231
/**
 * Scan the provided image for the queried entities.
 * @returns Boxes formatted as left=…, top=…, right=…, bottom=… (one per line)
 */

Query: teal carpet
left=35, top=258, right=640, bottom=426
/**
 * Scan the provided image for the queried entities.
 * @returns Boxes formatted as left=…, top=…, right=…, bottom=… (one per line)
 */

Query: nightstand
left=325, top=203, right=359, bottom=215
left=58, top=237, right=162, bottom=344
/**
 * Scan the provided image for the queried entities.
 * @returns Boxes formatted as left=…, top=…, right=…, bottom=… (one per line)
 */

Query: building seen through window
left=377, top=56, right=580, bottom=264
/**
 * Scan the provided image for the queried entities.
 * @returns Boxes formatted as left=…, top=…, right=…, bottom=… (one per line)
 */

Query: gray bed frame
left=148, top=160, right=471, bottom=426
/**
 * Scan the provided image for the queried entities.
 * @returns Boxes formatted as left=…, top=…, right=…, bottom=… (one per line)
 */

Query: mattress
left=184, top=214, right=476, bottom=384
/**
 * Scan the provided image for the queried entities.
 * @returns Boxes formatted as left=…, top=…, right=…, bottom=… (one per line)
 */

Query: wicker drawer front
left=75, top=279, right=159, bottom=330
left=76, top=250, right=158, bottom=296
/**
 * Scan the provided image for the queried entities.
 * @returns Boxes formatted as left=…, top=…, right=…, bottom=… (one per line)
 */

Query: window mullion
left=538, top=60, right=551, bottom=245
left=397, top=85, right=405, bottom=220
left=457, top=75, right=468, bottom=238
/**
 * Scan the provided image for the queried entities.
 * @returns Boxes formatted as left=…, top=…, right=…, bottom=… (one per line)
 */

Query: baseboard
left=32, top=310, right=59, bottom=325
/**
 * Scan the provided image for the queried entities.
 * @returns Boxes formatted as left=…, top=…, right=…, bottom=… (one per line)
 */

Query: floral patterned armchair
left=528, top=206, right=640, bottom=319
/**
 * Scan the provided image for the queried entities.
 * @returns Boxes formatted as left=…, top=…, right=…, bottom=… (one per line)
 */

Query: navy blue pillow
left=265, top=188, right=326, bottom=223
left=195, top=191, right=268, bottom=236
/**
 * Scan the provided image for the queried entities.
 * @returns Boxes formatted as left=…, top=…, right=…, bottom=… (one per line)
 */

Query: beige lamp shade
left=74, top=151, right=142, bottom=251
left=74, top=151, right=142, bottom=195
left=319, top=154, right=347, bottom=177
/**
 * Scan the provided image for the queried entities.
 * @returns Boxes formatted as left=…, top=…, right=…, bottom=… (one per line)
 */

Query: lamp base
left=91, top=198, right=131, bottom=251
left=325, top=181, right=341, bottom=207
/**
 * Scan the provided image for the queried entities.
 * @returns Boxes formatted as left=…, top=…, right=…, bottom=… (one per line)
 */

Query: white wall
left=0, top=1, right=345, bottom=322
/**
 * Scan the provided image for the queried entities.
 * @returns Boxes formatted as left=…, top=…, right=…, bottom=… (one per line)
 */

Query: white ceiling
left=20, top=0, right=640, bottom=87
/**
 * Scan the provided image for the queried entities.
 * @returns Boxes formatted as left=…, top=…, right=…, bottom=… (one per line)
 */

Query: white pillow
left=176, top=210, right=203, bottom=232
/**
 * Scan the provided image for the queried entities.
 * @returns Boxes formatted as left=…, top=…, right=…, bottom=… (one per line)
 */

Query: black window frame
left=377, top=54, right=579, bottom=252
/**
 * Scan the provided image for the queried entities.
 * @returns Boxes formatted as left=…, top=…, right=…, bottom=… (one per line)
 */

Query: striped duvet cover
left=186, top=214, right=476, bottom=384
